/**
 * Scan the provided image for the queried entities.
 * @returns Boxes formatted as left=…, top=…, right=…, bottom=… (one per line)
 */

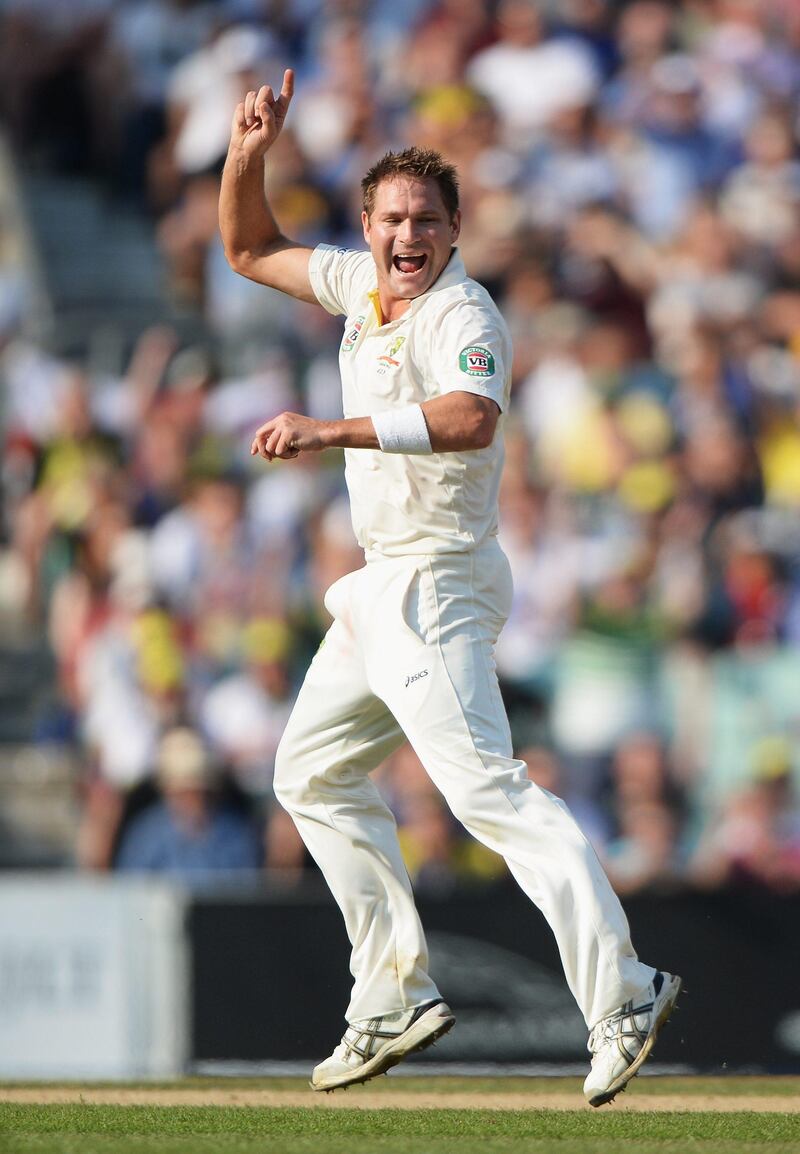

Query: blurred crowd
left=3, top=0, right=800, bottom=893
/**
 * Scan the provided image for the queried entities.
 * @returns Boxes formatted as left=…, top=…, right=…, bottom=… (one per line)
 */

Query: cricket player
left=219, top=69, right=680, bottom=1105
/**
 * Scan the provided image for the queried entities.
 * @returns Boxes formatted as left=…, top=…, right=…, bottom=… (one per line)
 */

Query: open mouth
left=393, top=254, right=427, bottom=275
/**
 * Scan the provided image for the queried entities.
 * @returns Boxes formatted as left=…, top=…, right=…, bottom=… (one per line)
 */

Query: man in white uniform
left=219, top=70, right=681, bottom=1105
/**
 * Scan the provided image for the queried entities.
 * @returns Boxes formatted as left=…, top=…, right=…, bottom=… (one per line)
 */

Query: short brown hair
left=361, top=147, right=460, bottom=221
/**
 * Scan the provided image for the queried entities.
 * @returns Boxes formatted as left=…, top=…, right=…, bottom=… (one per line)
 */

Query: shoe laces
left=588, top=994, right=654, bottom=1056
left=339, top=1016, right=404, bottom=1063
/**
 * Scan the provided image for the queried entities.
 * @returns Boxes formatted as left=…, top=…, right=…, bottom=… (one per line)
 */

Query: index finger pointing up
left=280, top=68, right=295, bottom=105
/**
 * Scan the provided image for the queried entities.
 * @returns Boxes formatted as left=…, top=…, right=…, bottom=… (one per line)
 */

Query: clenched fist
left=251, top=411, right=331, bottom=461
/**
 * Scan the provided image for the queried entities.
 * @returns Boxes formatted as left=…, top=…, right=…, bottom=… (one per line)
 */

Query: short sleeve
left=308, top=244, right=375, bottom=317
left=427, top=297, right=511, bottom=412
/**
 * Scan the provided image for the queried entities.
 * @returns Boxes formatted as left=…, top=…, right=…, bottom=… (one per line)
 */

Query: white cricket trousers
left=273, top=539, right=654, bottom=1028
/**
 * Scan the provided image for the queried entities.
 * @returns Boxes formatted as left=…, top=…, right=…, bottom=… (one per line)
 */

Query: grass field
left=2, top=1076, right=800, bottom=1154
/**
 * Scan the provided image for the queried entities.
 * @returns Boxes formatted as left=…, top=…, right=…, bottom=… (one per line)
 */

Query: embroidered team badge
left=342, top=315, right=366, bottom=353
left=459, top=346, right=495, bottom=377
left=378, top=334, right=406, bottom=367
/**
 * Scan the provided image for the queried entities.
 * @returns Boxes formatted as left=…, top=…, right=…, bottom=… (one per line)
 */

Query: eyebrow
left=379, top=209, right=443, bottom=220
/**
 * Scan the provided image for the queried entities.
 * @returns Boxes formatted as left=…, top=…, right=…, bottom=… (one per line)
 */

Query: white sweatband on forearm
left=371, top=404, right=433, bottom=455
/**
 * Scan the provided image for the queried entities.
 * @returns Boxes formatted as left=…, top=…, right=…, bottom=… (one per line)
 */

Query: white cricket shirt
left=309, top=245, right=511, bottom=558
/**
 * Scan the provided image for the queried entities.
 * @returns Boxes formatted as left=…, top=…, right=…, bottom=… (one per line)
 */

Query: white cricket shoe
left=584, top=971, right=682, bottom=1107
left=310, top=999, right=455, bottom=1092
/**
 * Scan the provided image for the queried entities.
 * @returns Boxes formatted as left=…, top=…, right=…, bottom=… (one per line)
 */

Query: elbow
left=472, top=415, right=496, bottom=449
left=221, top=238, right=240, bottom=271
left=468, top=406, right=498, bottom=450
left=442, top=405, right=497, bottom=452
left=221, top=235, right=290, bottom=281
left=222, top=243, right=250, bottom=276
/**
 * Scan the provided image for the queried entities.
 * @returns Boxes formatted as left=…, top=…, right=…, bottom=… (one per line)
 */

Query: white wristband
left=371, top=404, right=433, bottom=455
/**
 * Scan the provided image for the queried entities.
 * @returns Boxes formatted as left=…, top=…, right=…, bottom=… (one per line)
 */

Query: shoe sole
left=310, top=1002, right=456, bottom=1092
left=588, top=973, right=682, bottom=1107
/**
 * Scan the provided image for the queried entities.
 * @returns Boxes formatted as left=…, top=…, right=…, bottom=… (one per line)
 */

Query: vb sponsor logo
left=405, top=669, right=429, bottom=688
left=459, top=346, right=495, bottom=377
left=342, top=315, right=365, bottom=353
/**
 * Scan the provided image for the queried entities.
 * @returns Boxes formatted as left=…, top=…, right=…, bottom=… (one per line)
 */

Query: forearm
left=219, top=146, right=283, bottom=267
left=251, top=395, right=498, bottom=461
left=326, top=396, right=498, bottom=455
left=251, top=412, right=378, bottom=459
left=323, top=417, right=379, bottom=450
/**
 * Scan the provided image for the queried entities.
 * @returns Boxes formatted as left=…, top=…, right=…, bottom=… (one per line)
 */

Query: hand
left=231, top=70, right=294, bottom=161
left=251, top=412, right=330, bottom=461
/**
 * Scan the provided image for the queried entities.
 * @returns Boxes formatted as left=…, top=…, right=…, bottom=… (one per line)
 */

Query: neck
left=379, top=295, right=412, bottom=325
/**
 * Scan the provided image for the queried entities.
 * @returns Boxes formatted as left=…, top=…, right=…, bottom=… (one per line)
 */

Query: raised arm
left=219, top=69, right=317, bottom=302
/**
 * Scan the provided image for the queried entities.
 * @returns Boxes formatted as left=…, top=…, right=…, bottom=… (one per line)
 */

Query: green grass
left=2, top=1075, right=799, bottom=1096
left=1, top=1078, right=799, bottom=1154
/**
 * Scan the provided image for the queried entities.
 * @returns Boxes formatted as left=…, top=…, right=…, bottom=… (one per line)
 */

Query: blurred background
left=2, top=0, right=800, bottom=1078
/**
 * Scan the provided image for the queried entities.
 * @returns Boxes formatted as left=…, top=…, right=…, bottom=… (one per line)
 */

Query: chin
left=394, top=276, right=431, bottom=300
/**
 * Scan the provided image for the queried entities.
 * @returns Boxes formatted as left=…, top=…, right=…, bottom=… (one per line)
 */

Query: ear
left=361, top=209, right=371, bottom=245
left=450, top=209, right=462, bottom=243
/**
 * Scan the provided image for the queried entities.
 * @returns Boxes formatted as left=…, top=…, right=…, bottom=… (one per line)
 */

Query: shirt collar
left=431, top=247, right=466, bottom=290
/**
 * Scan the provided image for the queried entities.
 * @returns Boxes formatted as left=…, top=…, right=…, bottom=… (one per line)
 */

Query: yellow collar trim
left=367, top=289, right=384, bottom=327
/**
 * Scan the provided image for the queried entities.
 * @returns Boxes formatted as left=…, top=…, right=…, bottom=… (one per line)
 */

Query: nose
left=397, top=216, right=420, bottom=245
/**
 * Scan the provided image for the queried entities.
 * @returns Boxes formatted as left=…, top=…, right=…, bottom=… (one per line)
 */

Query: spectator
left=115, top=726, right=262, bottom=882
left=468, top=0, right=600, bottom=147
left=602, top=731, right=685, bottom=893
left=688, top=742, right=800, bottom=892
left=199, top=616, right=295, bottom=797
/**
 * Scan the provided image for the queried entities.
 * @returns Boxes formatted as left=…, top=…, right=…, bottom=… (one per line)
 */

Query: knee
left=443, top=772, right=537, bottom=840
left=274, top=724, right=343, bottom=812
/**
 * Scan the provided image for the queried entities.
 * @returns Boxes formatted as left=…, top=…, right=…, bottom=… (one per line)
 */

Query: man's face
left=362, top=176, right=461, bottom=315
